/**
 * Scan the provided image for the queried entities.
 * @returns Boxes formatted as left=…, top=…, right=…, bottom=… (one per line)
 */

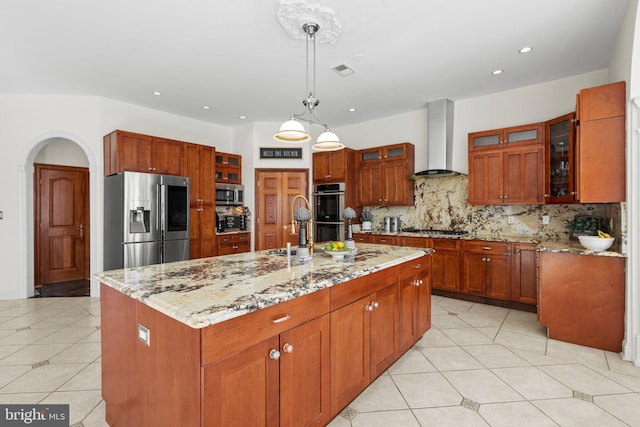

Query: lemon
left=337, top=242, right=344, bottom=249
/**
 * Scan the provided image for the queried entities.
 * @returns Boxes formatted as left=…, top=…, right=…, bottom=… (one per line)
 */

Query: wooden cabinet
left=511, top=243, right=537, bottom=305
left=103, top=130, right=184, bottom=176
left=357, top=143, right=415, bottom=206
left=576, top=81, right=626, bottom=203
left=468, top=124, right=544, bottom=205
left=215, top=152, right=242, bottom=184
left=468, top=123, right=543, bottom=152
left=431, top=239, right=462, bottom=292
left=463, top=241, right=511, bottom=300
left=184, top=143, right=216, bottom=259
left=217, top=232, right=250, bottom=256
left=400, top=235, right=430, bottom=248
left=353, top=233, right=372, bottom=243
left=371, top=235, right=397, bottom=245
left=538, top=252, right=625, bottom=352
left=313, top=149, right=356, bottom=183
left=398, top=257, right=432, bottom=353
left=545, top=112, right=577, bottom=203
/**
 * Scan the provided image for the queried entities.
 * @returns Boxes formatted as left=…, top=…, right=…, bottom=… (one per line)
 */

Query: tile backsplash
left=362, top=175, right=624, bottom=247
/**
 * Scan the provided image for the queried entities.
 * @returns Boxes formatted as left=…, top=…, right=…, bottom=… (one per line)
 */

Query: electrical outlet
left=507, top=216, right=514, bottom=224
left=138, top=324, right=150, bottom=346
left=0, top=211, right=3, bottom=220
left=542, top=215, right=550, bottom=225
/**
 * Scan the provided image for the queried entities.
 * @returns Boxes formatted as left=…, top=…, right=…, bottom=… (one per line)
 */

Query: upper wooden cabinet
left=313, top=149, right=355, bottom=183
left=544, top=112, right=577, bottom=204
left=357, top=143, right=415, bottom=207
left=468, top=123, right=543, bottom=152
left=103, top=130, right=184, bottom=176
left=184, top=143, right=216, bottom=259
left=215, top=152, right=242, bottom=184
left=576, top=81, right=626, bottom=203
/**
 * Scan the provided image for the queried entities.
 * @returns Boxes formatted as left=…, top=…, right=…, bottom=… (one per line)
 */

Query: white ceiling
left=0, top=0, right=629, bottom=129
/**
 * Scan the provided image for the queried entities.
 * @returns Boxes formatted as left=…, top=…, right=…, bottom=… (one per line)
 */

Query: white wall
left=34, top=138, right=90, bottom=167
left=0, top=94, right=233, bottom=299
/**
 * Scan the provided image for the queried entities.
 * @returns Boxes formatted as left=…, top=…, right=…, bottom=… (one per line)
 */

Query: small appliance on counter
left=216, top=213, right=225, bottom=233
left=215, top=183, right=244, bottom=206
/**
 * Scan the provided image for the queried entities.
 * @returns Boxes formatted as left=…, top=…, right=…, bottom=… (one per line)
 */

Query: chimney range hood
left=411, top=98, right=465, bottom=179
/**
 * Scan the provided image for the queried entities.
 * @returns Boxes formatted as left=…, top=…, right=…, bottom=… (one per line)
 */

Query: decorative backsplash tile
left=361, top=175, right=624, bottom=248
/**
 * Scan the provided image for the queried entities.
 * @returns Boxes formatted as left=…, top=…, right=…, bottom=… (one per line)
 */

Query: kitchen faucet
left=290, top=195, right=314, bottom=255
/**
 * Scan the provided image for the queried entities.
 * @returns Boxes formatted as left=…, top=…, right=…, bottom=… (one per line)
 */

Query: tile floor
left=0, top=295, right=639, bottom=426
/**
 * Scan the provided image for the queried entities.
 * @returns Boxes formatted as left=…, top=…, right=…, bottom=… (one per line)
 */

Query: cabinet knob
left=486, top=258, right=492, bottom=262
left=413, top=280, right=420, bottom=287
left=372, top=301, right=379, bottom=309
left=413, top=263, right=422, bottom=269
left=482, top=257, right=486, bottom=262
left=269, top=349, right=281, bottom=360
left=365, top=304, right=374, bottom=312
left=282, top=343, right=294, bottom=353
left=325, top=175, right=330, bottom=178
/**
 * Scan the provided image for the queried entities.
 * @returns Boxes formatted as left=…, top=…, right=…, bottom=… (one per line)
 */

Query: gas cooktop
left=401, top=228, right=469, bottom=236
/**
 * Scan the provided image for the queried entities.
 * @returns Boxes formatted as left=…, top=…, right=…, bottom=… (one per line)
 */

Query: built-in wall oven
left=313, top=183, right=345, bottom=243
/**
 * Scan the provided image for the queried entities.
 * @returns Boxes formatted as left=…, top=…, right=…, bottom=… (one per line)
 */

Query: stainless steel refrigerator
left=104, top=172, right=190, bottom=270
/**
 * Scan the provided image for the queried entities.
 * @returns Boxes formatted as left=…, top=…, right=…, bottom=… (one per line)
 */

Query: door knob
left=282, top=343, right=293, bottom=353
left=269, top=349, right=281, bottom=360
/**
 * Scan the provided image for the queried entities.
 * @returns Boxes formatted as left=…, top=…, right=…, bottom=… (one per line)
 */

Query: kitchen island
left=97, top=243, right=432, bottom=426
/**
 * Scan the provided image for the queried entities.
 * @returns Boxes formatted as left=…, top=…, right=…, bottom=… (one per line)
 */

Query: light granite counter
left=95, top=243, right=428, bottom=329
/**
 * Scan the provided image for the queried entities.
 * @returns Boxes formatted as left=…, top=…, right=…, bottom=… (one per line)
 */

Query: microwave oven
left=215, top=183, right=244, bottom=206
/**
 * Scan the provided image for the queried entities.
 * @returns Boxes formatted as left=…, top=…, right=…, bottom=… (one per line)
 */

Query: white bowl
left=578, top=236, right=615, bottom=252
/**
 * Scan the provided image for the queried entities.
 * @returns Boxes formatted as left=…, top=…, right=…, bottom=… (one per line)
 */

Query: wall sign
left=259, top=147, right=303, bottom=159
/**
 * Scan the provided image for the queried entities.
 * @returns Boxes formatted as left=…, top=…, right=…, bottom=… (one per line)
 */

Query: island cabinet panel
left=398, top=257, right=432, bottom=353
left=538, top=252, right=625, bottom=352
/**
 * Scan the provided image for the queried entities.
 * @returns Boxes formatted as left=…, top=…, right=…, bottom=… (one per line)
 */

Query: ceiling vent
left=331, top=63, right=357, bottom=76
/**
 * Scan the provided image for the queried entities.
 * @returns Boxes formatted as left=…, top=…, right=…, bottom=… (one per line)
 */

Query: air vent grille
left=331, top=63, right=357, bottom=76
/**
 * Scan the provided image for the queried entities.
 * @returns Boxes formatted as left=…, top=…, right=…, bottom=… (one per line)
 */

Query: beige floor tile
left=41, top=389, right=103, bottom=426
left=36, top=327, right=98, bottom=345
left=546, top=339, right=609, bottom=370
left=540, top=364, right=631, bottom=395
left=532, top=397, right=628, bottom=427
left=436, top=298, right=475, bottom=313
left=491, top=366, right=573, bottom=400
left=387, top=348, right=436, bottom=374
left=49, top=342, right=101, bottom=364
left=0, top=365, right=32, bottom=389
left=0, top=328, right=56, bottom=345
left=351, top=410, right=420, bottom=427
left=0, top=344, right=27, bottom=360
left=0, top=392, right=50, bottom=403
left=500, top=318, right=547, bottom=338
left=415, top=327, right=457, bottom=348
left=593, top=392, right=640, bottom=427
left=494, top=329, right=547, bottom=354
left=0, top=363, right=86, bottom=393
left=467, top=303, right=509, bottom=322
left=441, top=327, right=494, bottom=346
left=462, top=344, right=530, bottom=369
left=456, top=311, right=504, bottom=328
left=431, top=314, right=472, bottom=329
left=421, top=346, right=484, bottom=371
left=59, top=362, right=101, bottom=391
left=508, top=347, right=567, bottom=366
left=478, top=401, right=557, bottom=427
left=475, top=326, right=500, bottom=340
left=413, top=406, right=490, bottom=427
left=442, top=369, right=523, bottom=404
left=349, top=374, right=407, bottom=412
left=605, top=352, right=640, bottom=378
left=326, top=413, right=351, bottom=427
left=81, top=400, right=109, bottom=427
left=597, top=369, right=640, bottom=392
left=0, top=343, right=70, bottom=365
left=392, top=372, right=462, bottom=408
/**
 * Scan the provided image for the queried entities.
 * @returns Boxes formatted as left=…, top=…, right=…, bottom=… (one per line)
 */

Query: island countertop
left=95, top=243, right=428, bottom=329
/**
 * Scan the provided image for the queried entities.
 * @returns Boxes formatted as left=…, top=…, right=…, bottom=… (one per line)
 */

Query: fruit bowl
left=578, top=236, right=615, bottom=252
left=324, top=248, right=356, bottom=259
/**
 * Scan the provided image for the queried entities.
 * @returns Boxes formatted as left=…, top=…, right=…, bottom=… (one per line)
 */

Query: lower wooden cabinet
left=462, top=241, right=512, bottom=300
left=537, top=252, right=625, bottom=352
left=217, top=232, right=251, bottom=255
left=398, top=258, right=432, bottom=353
left=353, top=233, right=372, bottom=243
left=511, top=243, right=537, bottom=305
left=431, top=239, right=462, bottom=292
left=371, top=235, right=396, bottom=245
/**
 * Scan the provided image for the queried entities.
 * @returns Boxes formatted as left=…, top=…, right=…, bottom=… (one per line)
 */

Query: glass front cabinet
left=544, top=112, right=576, bottom=203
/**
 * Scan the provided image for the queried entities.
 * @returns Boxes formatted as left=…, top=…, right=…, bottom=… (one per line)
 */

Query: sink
left=266, top=248, right=297, bottom=257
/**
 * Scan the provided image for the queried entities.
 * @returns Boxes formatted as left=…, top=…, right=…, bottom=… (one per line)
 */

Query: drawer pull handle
left=271, top=314, right=291, bottom=324
left=482, top=246, right=491, bottom=250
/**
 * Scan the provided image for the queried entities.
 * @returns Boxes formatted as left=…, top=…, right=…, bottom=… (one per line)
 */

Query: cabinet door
left=189, top=206, right=202, bottom=259
left=462, top=253, right=487, bottom=295
left=415, top=266, right=432, bottom=336
left=330, top=295, right=370, bottom=415
left=512, top=243, right=537, bottom=305
left=579, top=81, right=625, bottom=121
left=468, top=151, right=503, bottom=204
left=469, top=129, right=503, bottom=152
left=121, top=132, right=153, bottom=173
left=200, top=206, right=216, bottom=258
left=398, top=278, right=417, bottom=353
left=382, top=144, right=408, bottom=160
left=503, top=146, right=544, bottom=204
left=153, top=138, right=183, bottom=175
left=203, top=336, right=280, bottom=427
left=486, top=255, right=511, bottom=300
left=545, top=113, right=576, bottom=204
left=358, top=162, right=382, bottom=206
left=359, top=148, right=382, bottom=162
left=383, top=160, right=411, bottom=205
left=431, top=240, right=462, bottom=292
left=280, top=315, right=330, bottom=427
left=313, top=152, right=332, bottom=182
left=313, top=151, right=347, bottom=183
left=370, top=284, right=399, bottom=378
left=504, top=123, right=543, bottom=148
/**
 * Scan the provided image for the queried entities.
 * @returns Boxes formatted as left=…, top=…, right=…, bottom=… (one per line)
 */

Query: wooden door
left=279, top=315, right=330, bottom=427
left=255, top=170, right=308, bottom=251
left=512, top=243, right=537, bottom=305
left=370, top=284, right=399, bottom=378
left=462, top=253, right=487, bottom=295
left=203, top=336, right=280, bottom=427
left=357, top=162, right=382, bottom=206
left=468, top=151, right=503, bottom=204
left=486, top=255, right=511, bottom=300
left=35, top=164, right=89, bottom=286
left=503, top=146, right=544, bottom=204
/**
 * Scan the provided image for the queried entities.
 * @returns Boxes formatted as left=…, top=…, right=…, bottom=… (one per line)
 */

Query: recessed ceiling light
left=348, top=107, right=356, bottom=112
left=519, top=46, right=533, bottom=54
left=202, top=105, right=211, bottom=110
left=239, top=115, right=246, bottom=120
left=152, top=91, right=162, bottom=96
left=492, top=69, right=504, bottom=75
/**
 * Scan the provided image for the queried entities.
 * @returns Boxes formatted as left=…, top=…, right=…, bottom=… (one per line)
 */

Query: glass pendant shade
left=273, top=119, right=311, bottom=142
left=312, top=131, right=344, bottom=151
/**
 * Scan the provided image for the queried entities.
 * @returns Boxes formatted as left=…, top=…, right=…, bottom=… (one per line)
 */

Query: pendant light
left=274, top=22, right=344, bottom=151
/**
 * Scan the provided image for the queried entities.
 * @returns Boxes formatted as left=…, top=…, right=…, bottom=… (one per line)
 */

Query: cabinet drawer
left=398, top=256, right=430, bottom=280
left=237, top=233, right=250, bottom=243
left=400, top=236, right=430, bottom=248
left=371, top=235, right=396, bottom=245
left=431, top=239, right=461, bottom=251
left=353, top=234, right=372, bottom=243
left=202, top=289, right=330, bottom=365
left=331, top=267, right=398, bottom=311
left=464, top=241, right=511, bottom=255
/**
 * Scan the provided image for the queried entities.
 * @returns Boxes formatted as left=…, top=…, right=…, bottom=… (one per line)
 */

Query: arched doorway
left=18, top=132, right=99, bottom=298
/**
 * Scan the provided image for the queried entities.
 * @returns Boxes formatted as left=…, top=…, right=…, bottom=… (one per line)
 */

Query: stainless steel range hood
left=412, top=98, right=465, bottom=179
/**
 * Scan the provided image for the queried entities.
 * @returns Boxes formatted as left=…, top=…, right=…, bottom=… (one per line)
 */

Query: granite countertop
left=95, top=243, right=428, bottom=329
left=356, top=230, right=625, bottom=257
left=216, top=230, right=251, bottom=235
